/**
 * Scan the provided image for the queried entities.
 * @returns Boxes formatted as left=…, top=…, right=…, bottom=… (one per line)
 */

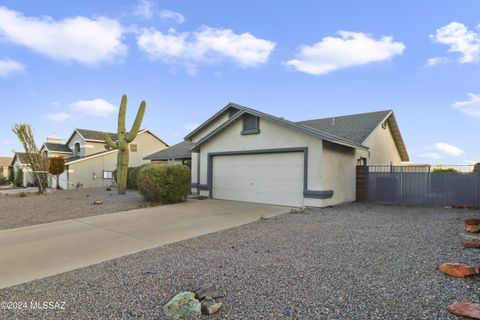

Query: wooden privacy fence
left=356, top=165, right=480, bottom=207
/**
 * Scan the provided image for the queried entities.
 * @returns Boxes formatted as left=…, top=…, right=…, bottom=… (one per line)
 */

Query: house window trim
left=241, top=115, right=260, bottom=135
left=103, top=170, right=114, bottom=179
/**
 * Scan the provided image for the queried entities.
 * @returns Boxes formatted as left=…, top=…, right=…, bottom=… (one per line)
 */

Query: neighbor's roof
left=144, top=140, right=194, bottom=161
left=296, top=110, right=392, bottom=144
left=66, top=128, right=168, bottom=146
left=0, top=157, right=12, bottom=167
left=43, top=143, right=72, bottom=153
left=12, top=152, right=29, bottom=165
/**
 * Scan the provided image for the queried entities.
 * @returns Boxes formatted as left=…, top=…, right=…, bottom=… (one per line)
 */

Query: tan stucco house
left=9, top=128, right=168, bottom=189
left=146, top=103, right=408, bottom=207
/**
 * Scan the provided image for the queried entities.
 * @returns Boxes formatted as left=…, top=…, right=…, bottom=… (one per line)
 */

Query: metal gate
left=357, top=165, right=480, bottom=207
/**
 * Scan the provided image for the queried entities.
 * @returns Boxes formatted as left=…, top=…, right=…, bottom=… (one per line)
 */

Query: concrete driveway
left=0, top=199, right=287, bottom=289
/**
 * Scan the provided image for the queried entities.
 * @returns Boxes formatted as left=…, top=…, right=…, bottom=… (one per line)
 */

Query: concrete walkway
left=0, top=199, right=288, bottom=289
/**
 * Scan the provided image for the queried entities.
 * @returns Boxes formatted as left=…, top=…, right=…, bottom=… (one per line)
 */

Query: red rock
left=448, top=301, right=480, bottom=319
left=439, top=263, right=479, bottom=278
left=465, top=225, right=480, bottom=233
left=462, top=240, right=480, bottom=248
left=465, top=219, right=480, bottom=226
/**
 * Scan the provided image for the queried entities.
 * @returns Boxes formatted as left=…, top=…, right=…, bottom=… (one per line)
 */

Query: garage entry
left=211, top=152, right=304, bottom=207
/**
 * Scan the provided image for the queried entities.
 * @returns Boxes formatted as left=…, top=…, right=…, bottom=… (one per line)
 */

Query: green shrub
left=127, top=165, right=147, bottom=190
left=432, top=167, right=459, bottom=173
left=0, top=174, right=6, bottom=185
left=15, top=169, right=23, bottom=187
left=8, top=168, right=14, bottom=183
left=137, top=163, right=190, bottom=203
left=18, top=191, right=27, bottom=198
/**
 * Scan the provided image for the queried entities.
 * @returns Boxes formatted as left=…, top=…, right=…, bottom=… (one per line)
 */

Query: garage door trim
left=207, top=147, right=333, bottom=200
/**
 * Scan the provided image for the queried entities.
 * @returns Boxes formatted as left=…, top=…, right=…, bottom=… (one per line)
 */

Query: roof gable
left=43, top=143, right=73, bottom=153
left=190, top=104, right=368, bottom=151
left=184, top=104, right=241, bottom=140
left=144, top=140, right=194, bottom=160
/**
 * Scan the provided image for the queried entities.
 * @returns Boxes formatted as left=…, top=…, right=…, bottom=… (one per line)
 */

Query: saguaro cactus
left=104, top=95, right=146, bottom=194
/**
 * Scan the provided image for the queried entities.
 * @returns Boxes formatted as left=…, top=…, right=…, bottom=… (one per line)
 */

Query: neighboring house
left=9, top=128, right=169, bottom=189
left=0, top=157, right=12, bottom=178
left=11, top=152, right=36, bottom=187
left=146, top=102, right=408, bottom=207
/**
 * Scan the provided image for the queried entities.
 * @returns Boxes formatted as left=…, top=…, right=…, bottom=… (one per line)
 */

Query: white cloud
left=285, top=31, right=405, bottom=75
left=160, top=10, right=185, bottom=24
left=430, top=22, right=480, bottom=63
left=453, top=93, right=480, bottom=118
left=137, top=26, right=275, bottom=70
left=183, top=123, right=199, bottom=131
left=134, top=0, right=154, bottom=19
left=0, top=59, right=24, bottom=77
left=419, top=142, right=464, bottom=160
left=70, top=99, right=117, bottom=117
left=47, top=112, right=72, bottom=122
left=0, top=6, right=126, bottom=65
left=425, top=56, right=449, bottom=67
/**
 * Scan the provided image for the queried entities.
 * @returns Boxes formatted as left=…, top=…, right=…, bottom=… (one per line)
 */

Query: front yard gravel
left=0, top=187, right=151, bottom=230
left=1, top=203, right=479, bottom=319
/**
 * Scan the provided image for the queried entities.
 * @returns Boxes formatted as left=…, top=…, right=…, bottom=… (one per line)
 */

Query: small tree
left=8, top=167, right=14, bottom=183
left=12, top=124, right=49, bottom=194
left=49, top=157, right=65, bottom=190
left=15, top=168, right=23, bottom=187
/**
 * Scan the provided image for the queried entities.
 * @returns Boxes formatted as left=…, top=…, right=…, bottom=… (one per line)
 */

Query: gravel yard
left=0, top=188, right=152, bottom=230
left=1, top=203, right=479, bottom=319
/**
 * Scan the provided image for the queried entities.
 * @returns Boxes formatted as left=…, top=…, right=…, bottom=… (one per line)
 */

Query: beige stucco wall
left=193, top=117, right=359, bottom=207
left=361, top=120, right=402, bottom=165
left=66, top=132, right=167, bottom=189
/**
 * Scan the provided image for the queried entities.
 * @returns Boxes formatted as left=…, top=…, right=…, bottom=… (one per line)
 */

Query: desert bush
left=0, top=174, right=7, bottom=185
left=432, top=167, right=459, bottom=173
left=15, top=169, right=23, bottom=187
left=137, top=163, right=190, bottom=203
left=8, top=168, right=13, bottom=183
left=18, top=191, right=27, bottom=198
left=127, top=165, right=146, bottom=190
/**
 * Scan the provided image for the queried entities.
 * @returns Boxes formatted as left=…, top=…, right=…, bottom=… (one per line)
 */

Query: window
left=103, top=171, right=113, bottom=179
left=242, top=114, right=260, bottom=135
left=74, top=143, right=80, bottom=156
left=130, top=144, right=138, bottom=152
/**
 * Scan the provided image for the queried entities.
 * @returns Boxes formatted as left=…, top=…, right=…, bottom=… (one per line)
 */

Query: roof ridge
left=297, top=109, right=392, bottom=123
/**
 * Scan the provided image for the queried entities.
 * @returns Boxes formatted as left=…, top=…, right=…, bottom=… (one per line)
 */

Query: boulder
left=200, top=296, right=223, bottom=315
left=164, top=292, right=202, bottom=319
left=462, top=239, right=480, bottom=248
left=448, top=301, right=480, bottom=319
left=93, top=199, right=103, bottom=205
left=439, top=263, right=479, bottom=278
left=465, top=219, right=480, bottom=226
left=465, top=225, right=480, bottom=233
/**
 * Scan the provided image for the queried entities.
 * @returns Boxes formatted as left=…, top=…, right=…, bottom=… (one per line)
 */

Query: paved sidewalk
left=0, top=199, right=287, bottom=289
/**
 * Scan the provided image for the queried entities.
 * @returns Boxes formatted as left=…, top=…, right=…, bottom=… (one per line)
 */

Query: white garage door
left=212, top=152, right=304, bottom=207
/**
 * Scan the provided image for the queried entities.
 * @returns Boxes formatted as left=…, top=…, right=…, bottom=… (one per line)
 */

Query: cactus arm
left=118, top=95, right=127, bottom=135
left=104, top=133, right=118, bottom=149
left=125, top=100, right=146, bottom=143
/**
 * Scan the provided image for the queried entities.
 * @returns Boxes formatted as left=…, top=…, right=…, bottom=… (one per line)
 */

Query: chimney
left=331, top=117, right=336, bottom=126
left=46, top=132, right=64, bottom=144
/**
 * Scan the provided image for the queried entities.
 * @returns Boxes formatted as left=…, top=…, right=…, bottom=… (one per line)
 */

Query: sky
left=0, top=0, right=479, bottom=164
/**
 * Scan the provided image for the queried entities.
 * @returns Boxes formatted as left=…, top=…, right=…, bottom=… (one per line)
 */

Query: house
left=11, top=152, right=36, bottom=186
left=12, top=128, right=168, bottom=189
left=0, top=157, right=12, bottom=179
left=146, top=102, right=408, bottom=207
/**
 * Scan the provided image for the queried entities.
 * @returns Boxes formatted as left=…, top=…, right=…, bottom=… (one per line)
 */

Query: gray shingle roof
left=76, top=129, right=117, bottom=142
left=44, top=143, right=72, bottom=153
left=296, top=110, right=392, bottom=144
left=144, top=140, right=194, bottom=160
left=13, top=152, right=29, bottom=164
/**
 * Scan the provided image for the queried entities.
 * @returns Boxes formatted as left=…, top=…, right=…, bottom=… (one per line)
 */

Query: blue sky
left=0, top=0, right=479, bottom=164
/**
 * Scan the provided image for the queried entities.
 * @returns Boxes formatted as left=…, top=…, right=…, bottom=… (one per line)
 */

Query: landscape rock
left=465, top=225, right=480, bottom=233
left=164, top=292, right=202, bottom=319
left=200, top=296, right=223, bottom=315
left=448, top=301, right=480, bottom=319
left=439, top=263, right=479, bottom=278
left=462, top=239, right=480, bottom=248
left=194, top=284, right=223, bottom=300
left=465, top=218, right=480, bottom=226
left=93, top=199, right=103, bottom=205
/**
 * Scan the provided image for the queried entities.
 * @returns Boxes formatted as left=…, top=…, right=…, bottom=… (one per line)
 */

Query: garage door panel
left=212, top=152, right=304, bottom=207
